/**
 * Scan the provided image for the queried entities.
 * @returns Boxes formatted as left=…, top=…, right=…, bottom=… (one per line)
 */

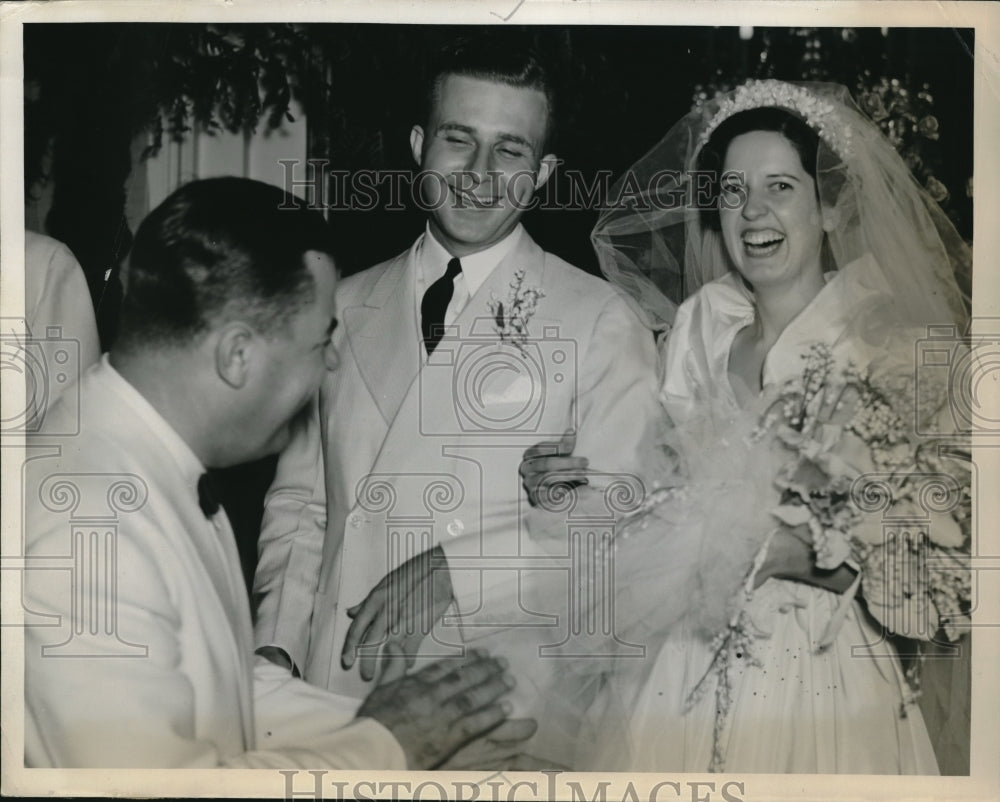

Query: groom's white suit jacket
left=24, top=359, right=405, bottom=768
left=254, top=228, right=661, bottom=704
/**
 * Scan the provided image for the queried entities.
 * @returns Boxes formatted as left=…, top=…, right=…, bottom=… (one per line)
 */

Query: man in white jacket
left=23, top=177, right=532, bottom=769
left=252, top=37, right=661, bottom=767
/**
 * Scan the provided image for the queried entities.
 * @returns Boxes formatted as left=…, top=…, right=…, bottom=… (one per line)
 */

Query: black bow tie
left=198, top=473, right=221, bottom=518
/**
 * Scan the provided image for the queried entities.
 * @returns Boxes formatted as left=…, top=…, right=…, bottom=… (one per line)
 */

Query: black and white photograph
left=2, top=2, right=998, bottom=800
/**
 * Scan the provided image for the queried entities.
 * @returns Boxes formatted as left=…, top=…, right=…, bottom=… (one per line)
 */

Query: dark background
left=23, top=21, right=975, bottom=593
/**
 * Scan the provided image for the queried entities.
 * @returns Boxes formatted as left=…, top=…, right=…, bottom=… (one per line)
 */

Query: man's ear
left=215, top=322, right=254, bottom=389
left=410, top=125, right=425, bottom=167
left=534, top=154, right=558, bottom=191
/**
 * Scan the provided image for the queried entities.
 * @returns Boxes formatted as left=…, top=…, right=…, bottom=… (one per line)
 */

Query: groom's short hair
left=116, top=177, right=336, bottom=352
left=423, top=35, right=556, bottom=152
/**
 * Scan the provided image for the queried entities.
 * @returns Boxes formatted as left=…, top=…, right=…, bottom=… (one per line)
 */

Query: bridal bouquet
left=682, top=342, right=972, bottom=771
left=511, top=341, right=973, bottom=772
left=756, top=342, right=972, bottom=643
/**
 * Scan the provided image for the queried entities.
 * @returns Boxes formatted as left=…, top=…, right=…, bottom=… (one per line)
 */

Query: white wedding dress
left=613, top=257, right=940, bottom=773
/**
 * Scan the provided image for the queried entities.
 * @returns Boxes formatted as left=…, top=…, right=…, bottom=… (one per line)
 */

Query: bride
left=517, top=80, right=972, bottom=773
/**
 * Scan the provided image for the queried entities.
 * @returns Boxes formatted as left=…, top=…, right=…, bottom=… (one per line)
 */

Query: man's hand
left=342, top=545, right=454, bottom=681
left=520, top=430, right=589, bottom=508
left=356, top=644, right=533, bottom=770
left=439, top=720, right=560, bottom=770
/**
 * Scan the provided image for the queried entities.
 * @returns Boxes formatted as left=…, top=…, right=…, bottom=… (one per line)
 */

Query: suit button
left=446, top=519, right=465, bottom=537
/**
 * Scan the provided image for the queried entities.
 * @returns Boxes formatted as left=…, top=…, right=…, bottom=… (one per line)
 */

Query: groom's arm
left=341, top=290, right=661, bottom=670
left=253, top=393, right=328, bottom=674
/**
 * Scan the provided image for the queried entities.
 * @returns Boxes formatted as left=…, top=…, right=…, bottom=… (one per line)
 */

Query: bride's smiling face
left=718, top=130, right=826, bottom=291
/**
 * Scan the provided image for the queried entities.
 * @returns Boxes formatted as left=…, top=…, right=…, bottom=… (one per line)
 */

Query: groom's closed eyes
left=434, top=123, right=536, bottom=160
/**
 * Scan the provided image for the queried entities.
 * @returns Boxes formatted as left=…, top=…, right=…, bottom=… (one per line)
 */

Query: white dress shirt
left=413, top=223, right=524, bottom=345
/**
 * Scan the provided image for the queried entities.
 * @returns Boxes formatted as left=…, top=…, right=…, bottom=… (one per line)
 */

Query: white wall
left=25, top=100, right=308, bottom=239
left=143, top=99, right=308, bottom=213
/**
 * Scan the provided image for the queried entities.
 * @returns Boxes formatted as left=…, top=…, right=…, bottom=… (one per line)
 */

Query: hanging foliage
left=138, top=24, right=328, bottom=156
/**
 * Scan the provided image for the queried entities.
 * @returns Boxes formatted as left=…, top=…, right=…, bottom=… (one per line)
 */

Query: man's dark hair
left=116, top=177, right=335, bottom=351
left=423, top=35, right=556, bottom=153
left=696, top=107, right=821, bottom=232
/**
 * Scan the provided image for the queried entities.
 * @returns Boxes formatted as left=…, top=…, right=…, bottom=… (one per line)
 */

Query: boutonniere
left=487, top=268, right=545, bottom=355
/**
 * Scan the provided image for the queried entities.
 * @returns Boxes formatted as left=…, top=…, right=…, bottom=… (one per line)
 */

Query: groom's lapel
left=409, top=232, right=556, bottom=441
left=346, top=232, right=552, bottom=435
left=342, top=247, right=423, bottom=426
left=452, top=230, right=549, bottom=337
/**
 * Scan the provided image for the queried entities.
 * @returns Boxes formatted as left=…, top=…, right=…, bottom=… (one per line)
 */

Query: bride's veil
left=591, top=80, right=971, bottom=343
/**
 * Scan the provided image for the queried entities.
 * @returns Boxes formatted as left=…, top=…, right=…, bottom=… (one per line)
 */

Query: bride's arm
left=756, top=526, right=857, bottom=594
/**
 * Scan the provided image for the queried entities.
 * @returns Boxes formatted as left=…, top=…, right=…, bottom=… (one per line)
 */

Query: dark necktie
left=198, top=473, right=221, bottom=519
left=421, top=257, right=462, bottom=355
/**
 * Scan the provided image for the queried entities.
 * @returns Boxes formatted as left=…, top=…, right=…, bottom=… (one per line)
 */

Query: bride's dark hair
left=696, top=107, right=820, bottom=232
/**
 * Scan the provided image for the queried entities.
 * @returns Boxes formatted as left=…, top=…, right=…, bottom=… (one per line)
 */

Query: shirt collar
left=420, top=223, right=524, bottom=297
left=714, top=265, right=843, bottom=336
left=99, top=354, right=207, bottom=487
left=715, top=257, right=876, bottom=386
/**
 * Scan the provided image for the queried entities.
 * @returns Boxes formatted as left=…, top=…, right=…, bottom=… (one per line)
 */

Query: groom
left=253, top=37, right=661, bottom=735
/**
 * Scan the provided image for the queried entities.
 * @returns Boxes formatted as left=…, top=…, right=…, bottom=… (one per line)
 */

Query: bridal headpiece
left=698, top=79, right=853, bottom=158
